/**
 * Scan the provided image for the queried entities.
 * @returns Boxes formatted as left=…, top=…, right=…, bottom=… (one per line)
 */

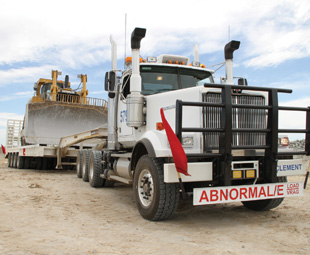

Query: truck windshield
left=140, top=65, right=213, bottom=95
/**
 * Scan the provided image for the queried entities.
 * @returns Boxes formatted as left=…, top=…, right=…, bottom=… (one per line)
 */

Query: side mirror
left=238, top=78, right=248, bottom=86
left=105, top=71, right=116, bottom=91
left=105, top=71, right=116, bottom=98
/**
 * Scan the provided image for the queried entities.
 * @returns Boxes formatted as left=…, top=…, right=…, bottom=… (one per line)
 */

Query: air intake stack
left=224, top=40, right=240, bottom=85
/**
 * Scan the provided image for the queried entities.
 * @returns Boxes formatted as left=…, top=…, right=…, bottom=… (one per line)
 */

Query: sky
left=0, top=0, right=309, bottom=146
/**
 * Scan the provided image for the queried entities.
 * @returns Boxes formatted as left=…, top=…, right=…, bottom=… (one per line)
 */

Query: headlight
left=182, top=136, right=194, bottom=147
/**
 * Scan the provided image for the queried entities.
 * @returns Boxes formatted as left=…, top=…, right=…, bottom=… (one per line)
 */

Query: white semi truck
left=7, top=27, right=309, bottom=221
left=73, top=27, right=310, bottom=221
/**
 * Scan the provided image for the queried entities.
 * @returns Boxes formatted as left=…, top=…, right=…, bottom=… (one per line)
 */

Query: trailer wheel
left=12, top=153, right=17, bottom=168
left=89, top=151, right=104, bottom=187
left=133, top=155, right=179, bottom=221
left=41, top=158, right=48, bottom=170
left=242, top=177, right=287, bottom=211
left=76, top=150, right=83, bottom=178
left=8, top=153, right=12, bottom=167
left=24, top=157, right=30, bottom=169
left=17, top=155, right=25, bottom=169
left=36, top=157, right=43, bottom=170
left=12, top=153, right=18, bottom=168
left=82, top=150, right=90, bottom=182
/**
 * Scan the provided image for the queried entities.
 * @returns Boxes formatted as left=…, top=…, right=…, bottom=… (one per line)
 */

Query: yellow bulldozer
left=22, top=70, right=108, bottom=145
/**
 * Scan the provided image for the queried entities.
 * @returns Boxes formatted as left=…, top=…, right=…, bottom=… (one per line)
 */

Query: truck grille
left=203, top=92, right=266, bottom=149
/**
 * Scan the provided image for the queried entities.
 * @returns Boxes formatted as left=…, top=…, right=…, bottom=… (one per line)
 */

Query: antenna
left=228, top=25, right=230, bottom=42
left=124, top=13, right=127, bottom=69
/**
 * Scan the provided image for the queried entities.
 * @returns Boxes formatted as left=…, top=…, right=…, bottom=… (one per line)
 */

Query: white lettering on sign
left=193, top=182, right=303, bottom=206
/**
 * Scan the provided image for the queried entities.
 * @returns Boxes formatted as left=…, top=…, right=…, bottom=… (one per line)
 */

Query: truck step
left=102, top=174, right=132, bottom=184
left=61, top=162, right=77, bottom=166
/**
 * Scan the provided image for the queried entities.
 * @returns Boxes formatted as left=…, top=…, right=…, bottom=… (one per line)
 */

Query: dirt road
left=0, top=157, right=309, bottom=255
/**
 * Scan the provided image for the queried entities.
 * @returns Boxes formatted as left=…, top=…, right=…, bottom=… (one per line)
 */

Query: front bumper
left=164, top=159, right=309, bottom=183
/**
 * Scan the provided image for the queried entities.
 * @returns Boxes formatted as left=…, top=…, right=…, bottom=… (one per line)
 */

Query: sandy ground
left=0, top=156, right=309, bottom=255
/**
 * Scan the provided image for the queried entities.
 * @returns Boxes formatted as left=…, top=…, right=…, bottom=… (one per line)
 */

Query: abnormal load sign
left=193, top=182, right=303, bottom=206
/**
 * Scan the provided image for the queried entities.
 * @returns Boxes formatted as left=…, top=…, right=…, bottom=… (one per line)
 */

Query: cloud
left=89, top=90, right=105, bottom=95
left=0, top=112, right=24, bottom=127
left=243, top=1, right=310, bottom=67
left=0, top=0, right=309, bottom=70
left=278, top=97, right=310, bottom=140
left=0, top=65, right=57, bottom=86
left=0, top=91, right=33, bottom=102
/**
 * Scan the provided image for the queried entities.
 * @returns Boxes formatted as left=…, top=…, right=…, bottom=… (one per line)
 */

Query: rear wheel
left=76, top=150, right=83, bottom=178
left=133, top=155, right=179, bottom=221
left=24, top=157, right=31, bottom=169
left=17, top=155, right=25, bottom=169
left=242, top=177, right=287, bottom=211
left=8, top=153, right=12, bottom=167
left=89, top=151, right=104, bottom=187
left=12, top=153, right=18, bottom=168
left=82, top=150, right=90, bottom=182
left=36, top=157, right=43, bottom=170
left=42, top=158, right=48, bottom=170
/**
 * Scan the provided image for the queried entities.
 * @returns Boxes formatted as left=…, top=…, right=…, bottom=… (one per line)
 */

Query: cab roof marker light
left=147, top=56, right=157, bottom=62
left=192, top=61, right=200, bottom=67
left=157, top=55, right=190, bottom=65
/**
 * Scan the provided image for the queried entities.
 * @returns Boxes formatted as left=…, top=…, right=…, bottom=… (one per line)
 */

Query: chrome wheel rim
left=137, top=169, right=154, bottom=208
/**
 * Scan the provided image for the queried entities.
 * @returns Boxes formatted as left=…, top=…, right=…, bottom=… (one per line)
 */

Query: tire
left=17, top=155, right=25, bottom=169
left=242, top=177, right=287, bottom=211
left=47, top=158, right=56, bottom=170
left=103, top=179, right=115, bottom=187
left=36, top=158, right=43, bottom=170
left=82, top=150, right=90, bottom=182
left=12, top=153, right=18, bottom=168
left=133, top=155, right=180, bottom=221
left=76, top=150, right=83, bottom=178
left=24, top=157, right=30, bottom=169
left=89, top=151, right=104, bottom=187
left=42, top=158, right=48, bottom=170
left=8, top=153, right=12, bottom=167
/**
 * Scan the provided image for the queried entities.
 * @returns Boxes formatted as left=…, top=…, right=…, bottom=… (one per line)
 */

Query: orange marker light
left=125, top=56, right=132, bottom=65
left=156, top=122, right=165, bottom=131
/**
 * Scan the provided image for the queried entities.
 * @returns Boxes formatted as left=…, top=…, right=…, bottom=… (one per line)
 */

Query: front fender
left=131, top=131, right=171, bottom=171
left=139, top=130, right=171, bottom=158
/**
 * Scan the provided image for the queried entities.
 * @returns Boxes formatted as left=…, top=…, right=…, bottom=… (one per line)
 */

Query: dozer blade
left=23, top=101, right=108, bottom=145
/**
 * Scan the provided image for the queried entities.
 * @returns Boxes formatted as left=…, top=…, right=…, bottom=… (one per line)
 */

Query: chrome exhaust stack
left=224, top=40, right=240, bottom=85
left=126, top=27, right=146, bottom=128
left=107, top=35, right=119, bottom=150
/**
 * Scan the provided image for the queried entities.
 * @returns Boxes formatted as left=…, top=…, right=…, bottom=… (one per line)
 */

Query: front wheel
left=133, top=155, right=179, bottom=221
left=242, top=177, right=287, bottom=211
